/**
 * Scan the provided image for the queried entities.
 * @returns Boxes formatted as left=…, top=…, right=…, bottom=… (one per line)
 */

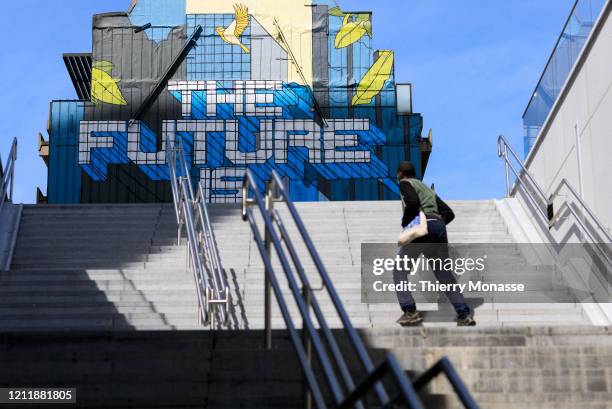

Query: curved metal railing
left=242, top=169, right=479, bottom=409
left=166, top=135, right=229, bottom=328
left=0, top=137, right=17, bottom=215
left=498, top=135, right=611, bottom=264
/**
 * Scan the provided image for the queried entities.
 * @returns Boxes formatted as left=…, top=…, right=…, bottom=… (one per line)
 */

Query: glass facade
left=187, top=14, right=252, bottom=81
left=522, top=0, right=605, bottom=157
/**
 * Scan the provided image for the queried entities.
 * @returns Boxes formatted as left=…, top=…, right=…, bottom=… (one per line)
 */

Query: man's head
left=397, top=161, right=416, bottom=180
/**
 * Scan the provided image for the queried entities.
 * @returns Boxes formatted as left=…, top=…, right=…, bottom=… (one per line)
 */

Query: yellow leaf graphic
left=91, top=61, right=128, bottom=106
left=328, top=6, right=345, bottom=17
left=329, top=6, right=370, bottom=23
left=355, top=13, right=371, bottom=23
left=352, top=51, right=394, bottom=106
left=335, top=14, right=372, bottom=49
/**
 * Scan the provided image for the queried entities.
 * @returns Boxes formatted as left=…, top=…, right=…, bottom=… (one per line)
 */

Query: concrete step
left=368, top=313, right=588, bottom=327
left=10, top=260, right=183, bottom=269
left=17, top=219, right=175, bottom=229
left=244, top=318, right=373, bottom=329
left=212, top=221, right=509, bottom=232
left=456, top=393, right=612, bottom=409
left=424, top=368, right=612, bottom=393
left=21, top=204, right=172, bottom=212
left=19, top=215, right=177, bottom=223
left=12, top=238, right=182, bottom=249
left=360, top=326, right=612, bottom=348
left=15, top=231, right=167, bottom=240
left=18, top=218, right=177, bottom=227
left=12, top=242, right=186, bottom=252
left=10, top=252, right=189, bottom=263
left=0, top=310, right=200, bottom=322
left=0, top=282, right=197, bottom=292
left=0, top=277, right=195, bottom=288
left=0, top=271, right=193, bottom=282
left=5, top=266, right=196, bottom=275
left=0, top=317, right=202, bottom=330
left=234, top=305, right=587, bottom=327
left=0, top=299, right=199, bottom=308
left=11, top=245, right=186, bottom=254
left=0, top=291, right=199, bottom=303
left=19, top=212, right=172, bottom=220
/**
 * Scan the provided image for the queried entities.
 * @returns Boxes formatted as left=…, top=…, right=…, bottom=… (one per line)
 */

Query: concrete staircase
left=1, top=204, right=199, bottom=330
left=211, top=200, right=591, bottom=329
left=0, top=200, right=607, bottom=408
left=365, top=326, right=612, bottom=409
left=1, top=327, right=610, bottom=409
left=0, top=200, right=591, bottom=331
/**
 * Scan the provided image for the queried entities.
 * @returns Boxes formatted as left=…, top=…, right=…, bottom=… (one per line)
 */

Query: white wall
left=518, top=0, right=612, bottom=243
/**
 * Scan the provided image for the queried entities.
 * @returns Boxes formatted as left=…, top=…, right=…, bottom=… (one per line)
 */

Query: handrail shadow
left=498, top=135, right=611, bottom=267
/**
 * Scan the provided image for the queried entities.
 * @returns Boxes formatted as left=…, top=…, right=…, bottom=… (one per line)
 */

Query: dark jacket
left=400, top=179, right=455, bottom=227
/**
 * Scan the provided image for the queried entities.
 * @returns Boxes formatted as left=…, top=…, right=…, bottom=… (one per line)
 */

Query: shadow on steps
left=0, top=329, right=449, bottom=409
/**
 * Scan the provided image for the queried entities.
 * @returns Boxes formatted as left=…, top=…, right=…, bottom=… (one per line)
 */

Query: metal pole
left=209, top=289, right=216, bottom=330
left=9, top=139, right=16, bottom=202
left=302, top=285, right=312, bottom=409
left=264, top=180, right=274, bottom=350
left=8, top=165, right=14, bottom=202
left=504, top=145, right=511, bottom=197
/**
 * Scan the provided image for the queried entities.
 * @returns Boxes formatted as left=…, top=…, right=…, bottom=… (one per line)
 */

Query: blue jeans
left=393, top=219, right=471, bottom=319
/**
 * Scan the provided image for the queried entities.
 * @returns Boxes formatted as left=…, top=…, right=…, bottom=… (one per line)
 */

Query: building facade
left=42, top=0, right=431, bottom=204
left=516, top=0, right=612, bottom=239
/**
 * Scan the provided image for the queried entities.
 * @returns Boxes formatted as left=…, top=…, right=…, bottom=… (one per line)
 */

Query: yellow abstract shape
left=352, top=51, right=394, bottom=106
left=216, top=4, right=251, bottom=53
left=335, top=14, right=372, bottom=49
left=91, top=61, right=128, bottom=106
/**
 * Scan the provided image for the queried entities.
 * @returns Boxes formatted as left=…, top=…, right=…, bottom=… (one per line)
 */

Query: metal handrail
left=0, top=138, right=17, bottom=215
left=242, top=170, right=480, bottom=409
left=165, top=135, right=229, bottom=328
left=498, top=135, right=612, bottom=261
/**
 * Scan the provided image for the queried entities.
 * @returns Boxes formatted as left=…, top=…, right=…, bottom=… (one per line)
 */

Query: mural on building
left=45, top=0, right=430, bottom=203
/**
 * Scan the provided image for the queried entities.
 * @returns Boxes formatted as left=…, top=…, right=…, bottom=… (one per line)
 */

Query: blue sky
left=0, top=0, right=574, bottom=203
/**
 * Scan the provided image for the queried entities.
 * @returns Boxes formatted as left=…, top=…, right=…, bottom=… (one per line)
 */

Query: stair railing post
left=8, top=139, right=16, bottom=203
left=302, top=284, right=312, bottom=409
left=504, top=144, right=511, bottom=197
left=207, top=288, right=216, bottom=330
left=178, top=181, right=183, bottom=246
left=8, top=163, right=13, bottom=203
left=264, top=179, right=274, bottom=350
